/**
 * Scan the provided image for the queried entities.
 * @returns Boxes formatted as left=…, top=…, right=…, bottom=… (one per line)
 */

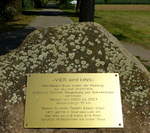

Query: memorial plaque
left=24, top=73, right=124, bottom=128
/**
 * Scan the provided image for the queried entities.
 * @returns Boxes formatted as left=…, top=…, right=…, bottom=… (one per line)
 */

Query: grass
left=95, top=10, right=150, bottom=48
left=63, top=5, right=150, bottom=48
left=0, top=14, right=35, bottom=33
left=95, top=4, right=150, bottom=11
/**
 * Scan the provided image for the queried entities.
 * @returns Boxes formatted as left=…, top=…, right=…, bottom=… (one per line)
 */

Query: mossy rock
left=0, top=23, right=149, bottom=133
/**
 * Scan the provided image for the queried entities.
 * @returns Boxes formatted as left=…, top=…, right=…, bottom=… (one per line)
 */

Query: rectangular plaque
left=25, top=73, right=124, bottom=128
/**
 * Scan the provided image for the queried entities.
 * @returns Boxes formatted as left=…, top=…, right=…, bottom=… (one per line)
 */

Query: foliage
left=58, top=0, right=74, bottom=5
left=0, top=0, right=22, bottom=10
left=0, top=0, right=22, bottom=20
left=42, top=0, right=49, bottom=6
left=11, top=0, right=22, bottom=10
left=34, top=0, right=49, bottom=8
left=22, top=0, right=34, bottom=9
left=22, top=0, right=49, bottom=9
left=59, top=0, right=75, bottom=9
left=1, top=6, right=17, bottom=20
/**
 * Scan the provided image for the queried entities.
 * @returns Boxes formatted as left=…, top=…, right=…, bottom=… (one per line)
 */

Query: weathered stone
left=0, top=23, right=149, bottom=133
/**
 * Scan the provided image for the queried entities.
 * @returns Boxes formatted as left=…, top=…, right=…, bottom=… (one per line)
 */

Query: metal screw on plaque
left=115, top=74, right=118, bottom=77
left=119, top=123, right=121, bottom=126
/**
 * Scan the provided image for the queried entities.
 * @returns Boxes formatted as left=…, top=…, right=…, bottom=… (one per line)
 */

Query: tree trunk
left=0, top=0, right=11, bottom=15
left=79, top=0, right=95, bottom=22
left=76, top=0, right=81, bottom=13
left=11, top=0, right=22, bottom=10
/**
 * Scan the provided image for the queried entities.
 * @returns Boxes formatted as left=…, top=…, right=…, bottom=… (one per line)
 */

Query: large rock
left=0, top=23, right=149, bottom=133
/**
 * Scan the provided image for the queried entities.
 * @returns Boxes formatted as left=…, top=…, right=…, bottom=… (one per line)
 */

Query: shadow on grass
left=112, top=32, right=128, bottom=40
left=0, top=2, right=77, bottom=56
left=46, top=2, right=60, bottom=9
left=0, top=21, right=27, bottom=33
left=23, top=10, right=78, bottom=17
left=0, top=23, right=35, bottom=55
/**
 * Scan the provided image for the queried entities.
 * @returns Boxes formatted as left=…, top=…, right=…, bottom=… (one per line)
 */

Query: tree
left=58, top=0, right=67, bottom=5
left=34, top=0, right=49, bottom=8
left=76, top=0, right=81, bottom=13
left=0, top=0, right=22, bottom=13
left=0, top=0, right=20, bottom=20
left=104, top=0, right=108, bottom=4
left=79, top=0, right=95, bottom=22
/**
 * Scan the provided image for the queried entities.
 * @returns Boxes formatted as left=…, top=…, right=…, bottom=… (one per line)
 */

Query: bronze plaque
left=24, top=73, right=123, bottom=128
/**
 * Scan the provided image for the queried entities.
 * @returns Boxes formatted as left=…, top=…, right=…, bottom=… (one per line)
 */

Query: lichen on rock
left=0, top=22, right=149, bottom=133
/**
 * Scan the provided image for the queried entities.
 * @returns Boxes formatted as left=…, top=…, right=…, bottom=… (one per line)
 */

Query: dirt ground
left=96, top=4, right=150, bottom=11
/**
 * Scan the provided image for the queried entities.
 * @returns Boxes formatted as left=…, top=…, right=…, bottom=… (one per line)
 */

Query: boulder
left=0, top=23, right=149, bottom=133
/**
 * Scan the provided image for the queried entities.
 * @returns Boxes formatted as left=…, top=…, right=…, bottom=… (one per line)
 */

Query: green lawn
left=63, top=9, right=150, bottom=48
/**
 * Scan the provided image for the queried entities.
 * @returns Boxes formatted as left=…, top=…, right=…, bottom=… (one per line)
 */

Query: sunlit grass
left=95, top=10, right=150, bottom=48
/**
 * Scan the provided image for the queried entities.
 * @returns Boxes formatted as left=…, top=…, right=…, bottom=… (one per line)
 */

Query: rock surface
left=0, top=23, right=150, bottom=133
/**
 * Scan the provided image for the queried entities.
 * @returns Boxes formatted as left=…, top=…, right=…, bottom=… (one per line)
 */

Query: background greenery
left=23, top=0, right=49, bottom=9
left=22, top=0, right=34, bottom=9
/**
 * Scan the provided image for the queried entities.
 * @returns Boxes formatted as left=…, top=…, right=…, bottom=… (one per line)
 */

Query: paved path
left=122, top=42, right=150, bottom=66
left=0, top=3, right=72, bottom=55
left=28, top=8, right=72, bottom=28
left=26, top=3, right=72, bottom=28
left=122, top=42, right=150, bottom=61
